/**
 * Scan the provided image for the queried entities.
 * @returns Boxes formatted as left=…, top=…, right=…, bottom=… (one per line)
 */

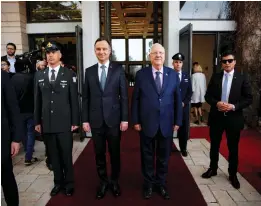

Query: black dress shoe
left=157, top=186, right=170, bottom=200
left=201, top=168, right=217, bottom=179
left=50, top=185, right=61, bottom=196
left=143, top=187, right=153, bottom=199
left=110, top=183, right=121, bottom=197
left=181, top=150, right=188, bottom=157
left=229, top=175, right=240, bottom=189
left=96, top=184, right=108, bottom=199
left=64, top=188, right=74, bottom=196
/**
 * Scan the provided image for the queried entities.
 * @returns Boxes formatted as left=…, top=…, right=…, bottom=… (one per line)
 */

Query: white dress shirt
left=7, top=55, right=16, bottom=73
left=98, top=60, right=110, bottom=81
left=48, top=65, right=60, bottom=81
left=152, top=66, right=163, bottom=87
left=222, top=69, right=234, bottom=103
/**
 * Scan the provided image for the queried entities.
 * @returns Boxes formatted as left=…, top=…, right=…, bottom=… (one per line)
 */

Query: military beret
left=45, top=41, right=61, bottom=52
left=172, top=53, right=185, bottom=61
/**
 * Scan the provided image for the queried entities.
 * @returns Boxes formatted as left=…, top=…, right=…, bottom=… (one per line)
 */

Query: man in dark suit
left=132, top=43, right=182, bottom=200
left=11, top=66, right=37, bottom=166
left=82, top=37, right=128, bottom=199
left=171, top=53, right=192, bottom=157
left=34, top=41, right=79, bottom=196
left=201, top=50, right=252, bottom=189
left=1, top=70, right=23, bottom=206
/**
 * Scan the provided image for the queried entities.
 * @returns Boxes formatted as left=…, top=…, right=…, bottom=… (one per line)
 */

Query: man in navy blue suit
left=132, top=43, right=182, bottom=200
left=171, top=53, right=192, bottom=157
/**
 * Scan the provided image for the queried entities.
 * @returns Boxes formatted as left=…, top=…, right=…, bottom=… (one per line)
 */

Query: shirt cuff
left=232, top=104, right=235, bottom=111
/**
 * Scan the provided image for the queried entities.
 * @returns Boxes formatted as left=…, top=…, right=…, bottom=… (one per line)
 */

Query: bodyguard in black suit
left=34, top=41, right=79, bottom=196
left=172, top=53, right=192, bottom=157
left=1, top=70, right=23, bottom=206
left=201, top=50, right=252, bottom=189
left=82, top=37, right=128, bottom=199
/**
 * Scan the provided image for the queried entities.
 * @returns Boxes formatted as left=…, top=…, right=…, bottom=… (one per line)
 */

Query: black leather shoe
left=110, top=183, right=121, bottom=197
left=157, top=186, right=170, bottom=200
left=96, top=184, right=108, bottom=199
left=181, top=150, right=188, bottom=157
left=50, top=185, right=61, bottom=196
left=143, top=187, right=153, bottom=199
left=64, top=188, right=74, bottom=196
left=201, top=168, right=217, bottom=179
left=229, top=175, right=240, bottom=189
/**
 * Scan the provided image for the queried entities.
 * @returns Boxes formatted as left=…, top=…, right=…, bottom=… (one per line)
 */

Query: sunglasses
left=221, top=59, right=234, bottom=64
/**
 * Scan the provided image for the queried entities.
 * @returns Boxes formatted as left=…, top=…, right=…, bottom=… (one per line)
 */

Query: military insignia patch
left=73, top=77, right=77, bottom=82
left=47, top=42, right=52, bottom=47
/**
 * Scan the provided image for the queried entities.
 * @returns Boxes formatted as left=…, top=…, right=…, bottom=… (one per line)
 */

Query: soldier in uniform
left=171, top=53, right=192, bottom=157
left=34, top=41, right=79, bottom=196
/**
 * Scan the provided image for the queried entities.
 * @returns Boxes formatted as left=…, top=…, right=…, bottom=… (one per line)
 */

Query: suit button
left=52, top=91, right=54, bottom=94
left=159, top=99, right=161, bottom=101
left=51, top=110, right=53, bottom=113
left=51, top=101, right=53, bottom=103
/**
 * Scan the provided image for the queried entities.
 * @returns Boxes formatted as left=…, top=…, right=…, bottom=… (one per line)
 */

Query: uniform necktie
left=100, top=65, right=106, bottom=91
left=179, top=72, right=181, bottom=82
left=221, top=73, right=228, bottom=102
left=155, top=71, right=161, bottom=93
left=50, top=69, right=55, bottom=85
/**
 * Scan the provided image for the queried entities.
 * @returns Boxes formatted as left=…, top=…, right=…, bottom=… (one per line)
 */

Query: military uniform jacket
left=34, top=66, right=79, bottom=133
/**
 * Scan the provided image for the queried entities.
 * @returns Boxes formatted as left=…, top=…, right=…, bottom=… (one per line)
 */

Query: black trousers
left=91, top=122, right=121, bottom=184
left=140, top=129, right=172, bottom=187
left=209, top=118, right=241, bottom=176
left=45, top=132, right=74, bottom=188
left=43, top=135, right=51, bottom=164
left=177, top=109, right=190, bottom=151
left=1, top=156, right=19, bottom=206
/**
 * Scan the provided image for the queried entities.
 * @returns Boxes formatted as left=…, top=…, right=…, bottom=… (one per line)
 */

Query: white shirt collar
left=224, top=69, right=234, bottom=76
left=152, top=66, right=163, bottom=74
left=98, top=60, right=110, bottom=69
left=49, top=65, right=60, bottom=72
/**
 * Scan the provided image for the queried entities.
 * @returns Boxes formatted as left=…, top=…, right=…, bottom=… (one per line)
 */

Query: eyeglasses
left=150, top=51, right=164, bottom=56
left=221, top=59, right=234, bottom=64
left=7, top=47, right=15, bottom=50
left=1, top=64, right=7, bottom=66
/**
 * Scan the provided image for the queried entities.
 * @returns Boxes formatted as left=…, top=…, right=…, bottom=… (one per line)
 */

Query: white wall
left=179, top=20, right=236, bottom=31
left=26, top=22, right=82, bottom=34
left=163, top=1, right=180, bottom=67
left=81, top=1, right=100, bottom=70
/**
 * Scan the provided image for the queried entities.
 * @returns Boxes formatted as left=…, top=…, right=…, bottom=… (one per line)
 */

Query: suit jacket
left=34, top=66, right=79, bottom=133
left=131, top=66, right=183, bottom=138
left=11, top=73, right=34, bottom=114
left=179, top=71, right=193, bottom=108
left=1, top=71, right=23, bottom=160
left=82, top=62, right=128, bottom=128
left=205, top=70, right=252, bottom=129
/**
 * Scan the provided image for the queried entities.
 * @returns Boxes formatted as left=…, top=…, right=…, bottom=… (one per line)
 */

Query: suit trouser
left=1, top=155, right=19, bottom=206
left=177, top=108, right=190, bottom=151
left=91, top=122, right=121, bottom=184
left=140, top=129, right=172, bottom=187
left=209, top=118, right=241, bottom=175
left=45, top=132, right=74, bottom=188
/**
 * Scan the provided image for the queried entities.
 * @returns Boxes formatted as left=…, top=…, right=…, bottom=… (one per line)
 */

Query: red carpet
left=47, top=127, right=207, bottom=206
left=190, top=127, right=261, bottom=195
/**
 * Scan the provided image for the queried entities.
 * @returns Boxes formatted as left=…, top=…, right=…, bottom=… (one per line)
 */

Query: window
left=27, top=1, right=82, bottom=22
left=111, top=39, right=126, bottom=61
left=180, top=1, right=231, bottom=20
left=128, top=39, right=143, bottom=61
left=146, top=39, right=153, bottom=61
left=128, top=65, right=142, bottom=86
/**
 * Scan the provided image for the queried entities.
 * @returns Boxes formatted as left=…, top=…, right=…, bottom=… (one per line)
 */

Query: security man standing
left=34, top=41, right=79, bottom=196
left=171, top=53, right=192, bottom=157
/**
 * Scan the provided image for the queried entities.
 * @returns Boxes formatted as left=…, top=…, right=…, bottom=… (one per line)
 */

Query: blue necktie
left=221, top=73, right=228, bottom=102
left=100, top=65, right=106, bottom=91
left=155, top=71, right=161, bottom=93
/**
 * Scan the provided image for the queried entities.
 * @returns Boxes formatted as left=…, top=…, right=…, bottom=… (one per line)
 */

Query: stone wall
left=1, top=1, right=28, bottom=55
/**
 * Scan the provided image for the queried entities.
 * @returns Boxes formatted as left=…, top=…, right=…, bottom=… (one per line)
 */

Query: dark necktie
left=100, top=65, right=106, bottom=91
left=50, top=69, right=55, bottom=85
left=155, top=71, right=161, bottom=93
